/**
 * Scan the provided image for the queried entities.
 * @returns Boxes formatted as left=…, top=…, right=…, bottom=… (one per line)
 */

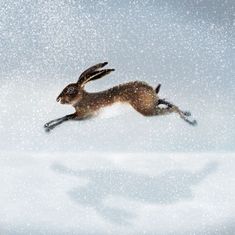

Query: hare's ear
left=77, top=62, right=108, bottom=86
left=86, top=69, right=115, bottom=83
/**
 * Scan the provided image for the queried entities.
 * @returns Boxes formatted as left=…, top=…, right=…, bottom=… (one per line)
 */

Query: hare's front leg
left=44, top=113, right=77, bottom=132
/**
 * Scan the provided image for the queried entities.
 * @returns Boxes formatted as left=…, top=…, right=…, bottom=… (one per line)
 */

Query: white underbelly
left=98, top=102, right=133, bottom=119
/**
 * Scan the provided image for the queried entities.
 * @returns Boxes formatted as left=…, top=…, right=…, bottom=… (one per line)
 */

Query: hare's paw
left=183, top=111, right=191, bottom=116
left=44, top=123, right=50, bottom=128
left=191, top=120, right=197, bottom=126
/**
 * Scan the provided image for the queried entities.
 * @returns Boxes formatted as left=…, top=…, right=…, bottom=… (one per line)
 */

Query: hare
left=44, top=62, right=197, bottom=131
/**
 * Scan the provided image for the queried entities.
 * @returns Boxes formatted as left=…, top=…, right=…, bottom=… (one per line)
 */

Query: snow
left=0, top=0, right=234, bottom=234
left=0, top=152, right=234, bottom=234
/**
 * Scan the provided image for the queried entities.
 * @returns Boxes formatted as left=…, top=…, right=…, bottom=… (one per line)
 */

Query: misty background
left=0, top=0, right=234, bottom=152
left=0, top=2, right=235, bottom=233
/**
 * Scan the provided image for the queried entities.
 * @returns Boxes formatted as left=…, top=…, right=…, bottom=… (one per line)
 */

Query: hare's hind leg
left=157, top=99, right=191, bottom=116
left=155, top=99, right=197, bottom=126
left=130, top=101, right=156, bottom=116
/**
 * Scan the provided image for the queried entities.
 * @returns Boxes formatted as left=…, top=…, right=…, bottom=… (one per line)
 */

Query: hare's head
left=56, top=62, right=114, bottom=106
left=56, top=83, right=82, bottom=105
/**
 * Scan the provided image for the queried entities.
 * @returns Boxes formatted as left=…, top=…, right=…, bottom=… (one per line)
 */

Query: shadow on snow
left=51, top=160, right=218, bottom=225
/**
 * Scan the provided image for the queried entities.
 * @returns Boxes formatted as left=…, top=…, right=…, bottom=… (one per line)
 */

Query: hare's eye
left=67, top=87, right=75, bottom=94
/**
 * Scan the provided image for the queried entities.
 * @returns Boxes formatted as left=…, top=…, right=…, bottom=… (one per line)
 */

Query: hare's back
left=115, top=81, right=156, bottom=103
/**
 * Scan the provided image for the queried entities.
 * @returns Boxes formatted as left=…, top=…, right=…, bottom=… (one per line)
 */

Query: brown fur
left=44, top=62, right=197, bottom=131
left=71, top=81, right=157, bottom=118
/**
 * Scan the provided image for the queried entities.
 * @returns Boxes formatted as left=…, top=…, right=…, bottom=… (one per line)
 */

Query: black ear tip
left=103, top=62, right=108, bottom=66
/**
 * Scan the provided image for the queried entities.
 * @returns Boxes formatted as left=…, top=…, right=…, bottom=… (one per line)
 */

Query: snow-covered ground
left=0, top=0, right=234, bottom=234
left=1, top=84, right=234, bottom=234
left=0, top=152, right=234, bottom=235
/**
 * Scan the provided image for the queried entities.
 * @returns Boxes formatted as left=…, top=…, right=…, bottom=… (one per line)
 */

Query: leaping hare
left=44, top=62, right=197, bottom=132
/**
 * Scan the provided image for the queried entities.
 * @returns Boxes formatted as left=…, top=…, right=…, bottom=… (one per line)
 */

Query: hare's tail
left=155, top=84, right=161, bottom=94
